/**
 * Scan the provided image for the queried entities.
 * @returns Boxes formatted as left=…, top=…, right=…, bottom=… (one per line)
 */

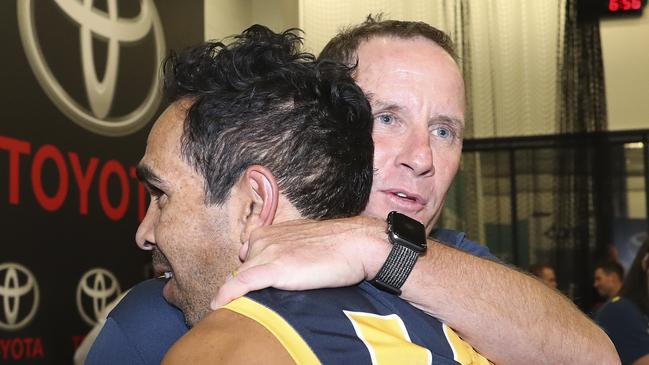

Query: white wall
left=600, top=11, right=649, bottom=219
left=251, top=0, right=299, bottom=33
left=600, top=11, right=649, bottom=131
left=204, top=0, right=250, bottom=40
left=204, top=0, right=298, bottom=41
left=204, top=1, right=649, bottom=133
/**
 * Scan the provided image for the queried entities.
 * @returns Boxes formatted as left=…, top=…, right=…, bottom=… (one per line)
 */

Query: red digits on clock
left=622, top=0, right=632, bottom=10
left=610, top=0, right=643, bottom=11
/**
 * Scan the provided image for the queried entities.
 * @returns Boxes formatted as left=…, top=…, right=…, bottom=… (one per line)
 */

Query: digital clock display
left=605, top=0, right=645, bottom=14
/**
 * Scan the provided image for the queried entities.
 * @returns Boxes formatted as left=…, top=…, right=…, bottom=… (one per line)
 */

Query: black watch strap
left=370, top=211, right=426, bottom=295
left=371, top=244, right=419, bottom=295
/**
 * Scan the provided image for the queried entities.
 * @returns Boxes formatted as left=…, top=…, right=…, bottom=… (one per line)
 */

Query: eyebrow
left=430, top=115, right=464, bottom=129
left=135, top=163, right=165, bottom=189
left=370, top=98, right=403, bottom=114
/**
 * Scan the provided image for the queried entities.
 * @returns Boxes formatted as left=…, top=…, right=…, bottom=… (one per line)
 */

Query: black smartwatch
left=370, top=211, right=427, bottom=295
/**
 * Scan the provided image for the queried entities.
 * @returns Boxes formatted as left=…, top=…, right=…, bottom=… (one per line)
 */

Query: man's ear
left=238, top=165, right=278, bottom=257
left=642, top=253, right=649, bottom=272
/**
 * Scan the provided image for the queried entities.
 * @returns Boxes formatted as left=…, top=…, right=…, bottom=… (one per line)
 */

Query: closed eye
left=148, top=185, right=164, bottom=199
left=136, top=163, right=169, bottom=203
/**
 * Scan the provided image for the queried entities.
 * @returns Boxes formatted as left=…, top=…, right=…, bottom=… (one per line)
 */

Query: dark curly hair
left=162, top=24, right=373, bottom=219
left=319, top=14, right=457, bottom=67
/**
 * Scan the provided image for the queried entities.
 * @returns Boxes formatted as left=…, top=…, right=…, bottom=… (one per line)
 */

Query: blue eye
left=375, top=114, right=394, bottom=125
left=433, top=126, right=453, bottom=139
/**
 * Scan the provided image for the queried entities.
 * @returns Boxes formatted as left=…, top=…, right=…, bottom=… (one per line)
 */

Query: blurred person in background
left=529, top=263, right=558, bottom=289
left=594, top=260, right=625, bottom=299
left=596, top=239, right=649, bottom=365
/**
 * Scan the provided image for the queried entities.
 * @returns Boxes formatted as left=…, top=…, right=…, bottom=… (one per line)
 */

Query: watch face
left=389, top=211, right=427, bottom=251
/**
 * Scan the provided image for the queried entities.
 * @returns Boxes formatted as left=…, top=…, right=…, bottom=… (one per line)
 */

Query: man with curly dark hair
left=160, top=23, right=490, bottom=364
left=86, top=24, right=376, bottom=364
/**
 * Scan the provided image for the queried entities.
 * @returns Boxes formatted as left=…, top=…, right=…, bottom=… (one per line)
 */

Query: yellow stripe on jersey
left=442, top=324, right=493, bottom=365
left=224, top=297, right=321, bottom=365
left=344, top=310, right=432, bottom=365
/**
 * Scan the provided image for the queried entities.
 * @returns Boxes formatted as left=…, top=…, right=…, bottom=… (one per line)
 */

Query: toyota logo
left=17, top=0, right=166, bottom=136
left=0, top=263, right=40, bottom=331
left=76, top=268, right=121, bottom=326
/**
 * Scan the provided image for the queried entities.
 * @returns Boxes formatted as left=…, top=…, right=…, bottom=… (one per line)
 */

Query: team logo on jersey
left=17, top=0, right=166, bottom=136
left=76, top=268, right=121, bottom=326
left=0, top=263, right=40, bottom=331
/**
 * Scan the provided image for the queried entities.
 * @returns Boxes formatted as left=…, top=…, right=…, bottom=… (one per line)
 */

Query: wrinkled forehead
left=354, top=36, right=465, bottom=119
left=355, top=35, right=458, bottom=66
left=355, top=36, right=461, bottom=84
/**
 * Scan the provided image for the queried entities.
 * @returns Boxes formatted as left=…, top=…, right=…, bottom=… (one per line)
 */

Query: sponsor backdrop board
left=0, top=1, right=203, bottom=363
left=613, top=218, right=648, bottom=272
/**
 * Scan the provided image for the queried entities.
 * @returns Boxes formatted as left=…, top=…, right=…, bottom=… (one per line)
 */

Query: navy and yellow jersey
left=223, top=282, right=491, bottom=365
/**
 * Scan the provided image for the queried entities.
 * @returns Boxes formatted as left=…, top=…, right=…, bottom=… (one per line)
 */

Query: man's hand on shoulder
left=162, top=308, right=294, bottom=365
left=211, top=216, right=389, bottom=309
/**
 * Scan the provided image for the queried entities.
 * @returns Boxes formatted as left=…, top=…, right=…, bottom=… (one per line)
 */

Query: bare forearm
left=215, top=216, right=619, bottom=364
left=396, top=241, right=619, bottom=365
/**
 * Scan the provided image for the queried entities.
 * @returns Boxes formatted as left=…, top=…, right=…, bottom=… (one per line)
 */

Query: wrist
left=369, top=212, right=427, bottom=295
left=353, top=216, right=391, bottom=281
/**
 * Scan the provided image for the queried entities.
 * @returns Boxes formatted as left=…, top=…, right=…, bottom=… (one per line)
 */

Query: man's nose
left=135, top=205, right=156, bottom=250
left=396, top=130, right=435, bottom=176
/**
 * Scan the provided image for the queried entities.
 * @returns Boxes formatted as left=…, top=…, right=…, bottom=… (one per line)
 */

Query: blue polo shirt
left=596, top=296, right=649, bottom=365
